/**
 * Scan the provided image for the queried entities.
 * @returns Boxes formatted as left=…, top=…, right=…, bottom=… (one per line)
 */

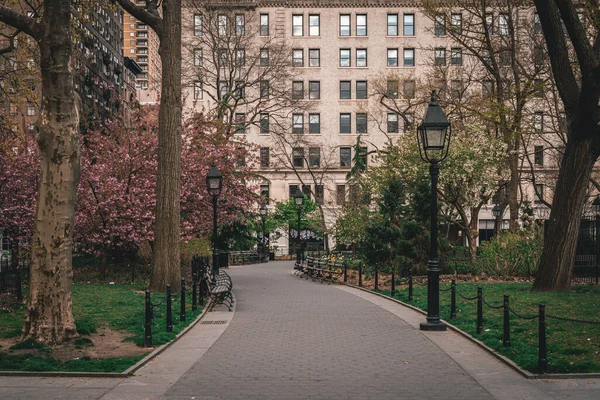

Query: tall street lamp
left=260, top=202, right=268, bottom=262
left=492, top=203, right=502, bottom=236
left=206, top=164, right=223, bottom=277
left=293, top=188, right=304, bottom=262
left=416, top=92, right=452, bottom=332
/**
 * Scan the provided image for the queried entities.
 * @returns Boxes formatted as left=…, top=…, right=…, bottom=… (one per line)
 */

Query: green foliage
left=75, top=318, right=97, bottom=335
left=477, top=228, right=543, bottom=278
left=10, top=338, right=46, bottom=350
left=270, top=197, right=322, bottom=236
left=181, top=237, right=212, bottom=267
left=73, top=337, right=94, bottom=347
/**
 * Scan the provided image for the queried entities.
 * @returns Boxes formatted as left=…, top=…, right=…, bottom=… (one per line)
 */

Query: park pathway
left=164, top=261, right=493, bottom=399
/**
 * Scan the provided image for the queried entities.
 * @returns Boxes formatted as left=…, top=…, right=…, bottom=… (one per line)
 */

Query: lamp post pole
left=417, top=92, right=450, bottom=332
left=206, top=164, right=223, bottom=277
left=297, top=207, right=302, bottom=262
left=260, top=203, right=267, bottom=262
left=593, top=196, right=600, bottom=284
left=212, top=194, right=219, bottom=276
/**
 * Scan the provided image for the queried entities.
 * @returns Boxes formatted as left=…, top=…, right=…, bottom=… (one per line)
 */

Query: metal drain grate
left=201, top=320, right=228, bottom=325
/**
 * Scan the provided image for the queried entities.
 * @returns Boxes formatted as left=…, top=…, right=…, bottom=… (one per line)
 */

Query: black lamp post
left=492, top=203, right=502, bottom=236
left=260, top=203, right=268, bottom=262
left=206, top=164, right=223, bottom=277
left=416, top=92, right=451, bottom=332
left=293, top=188, right=304, bottom=262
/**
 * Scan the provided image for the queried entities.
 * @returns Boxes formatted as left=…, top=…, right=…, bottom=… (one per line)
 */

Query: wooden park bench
left=205, top=269, right=234, bottom=311
left=297, top=256, right=344, bottom=284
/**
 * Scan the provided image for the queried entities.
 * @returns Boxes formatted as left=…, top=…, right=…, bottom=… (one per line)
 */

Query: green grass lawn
left=0, top=283, right=203, bottom=372
left=376, top=281, right=600, bottom=374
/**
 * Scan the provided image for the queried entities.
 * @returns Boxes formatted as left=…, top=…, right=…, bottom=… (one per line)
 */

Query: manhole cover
left=201, top=320, right=228, bottom=325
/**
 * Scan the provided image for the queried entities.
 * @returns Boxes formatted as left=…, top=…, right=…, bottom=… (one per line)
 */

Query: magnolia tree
left=75, top=107, right=257, bottom=269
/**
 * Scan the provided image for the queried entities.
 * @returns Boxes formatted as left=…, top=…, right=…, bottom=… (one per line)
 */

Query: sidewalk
left=0, top=261, right=599, bottom=399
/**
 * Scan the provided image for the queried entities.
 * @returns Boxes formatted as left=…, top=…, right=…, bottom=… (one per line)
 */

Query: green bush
left=476, top=228, right=543, bottom=278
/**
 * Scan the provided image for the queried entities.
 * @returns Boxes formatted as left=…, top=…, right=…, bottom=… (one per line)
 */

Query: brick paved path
left=165, top=262, right=493, bottom=399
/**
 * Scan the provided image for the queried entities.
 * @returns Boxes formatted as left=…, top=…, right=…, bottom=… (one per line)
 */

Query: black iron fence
left=0, top=254, right=26, bottom=300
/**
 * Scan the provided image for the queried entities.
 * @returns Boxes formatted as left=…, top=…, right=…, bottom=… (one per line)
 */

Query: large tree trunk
left=22, top=0, right=79, bottom=344
left=507, top=152, right=520, bottom=231
left=468, top=206, right=481, bottom=261
left=532, top=139, right=597, bottom=291
left=149, top=1, right=182, bottom=293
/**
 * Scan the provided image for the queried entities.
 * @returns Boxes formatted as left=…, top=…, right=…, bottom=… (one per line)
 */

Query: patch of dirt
left=0, top=328, right=148, bottom=362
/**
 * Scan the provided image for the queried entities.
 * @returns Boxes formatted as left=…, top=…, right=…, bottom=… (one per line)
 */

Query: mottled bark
left=20, top=0, right=79, bottom=344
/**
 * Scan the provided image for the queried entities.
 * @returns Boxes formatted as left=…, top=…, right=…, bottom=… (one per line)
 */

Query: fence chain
left=481, top=297, right=504, bottom=309
left=507, top=305, right=539, bottom=320
left=150, top=296, right=167, bottom=308
left=439, top=287, right=452, bottom=292
left=456, top=290, right=478, bottom=301
left=546, top=314, right=600, bottom=325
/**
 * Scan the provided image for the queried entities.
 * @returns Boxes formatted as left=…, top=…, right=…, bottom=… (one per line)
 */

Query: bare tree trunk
left=533, top=139, right=596, bottom=291
left=21, top=0, right=79, bottom=344
left=149, top=1, right=182, bottom=293
left=508, top=153, right=520, bottom=231
left=469, top=206, right=481, bottom=261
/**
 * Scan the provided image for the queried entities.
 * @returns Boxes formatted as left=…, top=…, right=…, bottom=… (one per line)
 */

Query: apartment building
left=183, top=1, right=561, bottom=252
left=123, top=4, right=162, bottom=104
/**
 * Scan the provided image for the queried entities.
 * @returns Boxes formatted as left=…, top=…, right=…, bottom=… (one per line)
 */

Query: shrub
left=476, top=228, right=543, bottom=278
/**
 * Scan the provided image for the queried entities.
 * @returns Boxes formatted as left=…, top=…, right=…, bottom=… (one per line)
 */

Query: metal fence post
left=408, top=269, right=413, bottom=302
left=343, top=261, right=347, bottom=283
left=144, top=290, right=152, bottom=347
left=15, top=265, right=22, bottom=302
left=391, top=267, right=396, bottom=297
left=538, top=303, right=547, bottom=374
left=358, top=264, right=363, bottom=287
left=192, top=272, right=198, bottom=311
left=503, top=294, right=510, bottom=347
left=476, top=286, right=483, bottom=334
left=450, top=278, right=456, bottom=320
left=180, top=278, right=186, bottom=322
left=374, top=269, right=379, bottom=291
left=166, top=284, right=173, bottom=333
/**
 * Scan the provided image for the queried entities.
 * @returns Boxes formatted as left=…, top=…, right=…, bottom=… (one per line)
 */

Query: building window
left=292, top=148, right=305, bottom=168
left=534, top=79, right=544, bottom=97
left=356, top=113, right=367, bottom=133
left=315, top=185, right=324, bottom=205
left=234, top=81, right=245, bottom=99
left=309, top=147, right=321, bottom=168
left=558, top=112, right=567, bottom=132
left=292, top=49, right=304, bottom=67
left=194, top=14, right=202, bottom=36
left=387, top=48, right=398, bottom=67
left=340, top=113, right=351, bottom=133
left=404, top=113, right=414, bottom=131
left=356, top=14, right=367, bottom=36
left=387, top=80, right=399, bottom=99
left=9, top=103, right=17, bottom=115
left=260, top=14, right=269, bottom=36
left=450, top=80, right=462, bottom=98
left=217, top=48, right=228, bottom=67
left=260, top=48, right=269, bottom=67
left=292, top=14, right=303, bottom=36
left=356, top=49, right=367, bottom=67
left=235, top=49, right=245, bottom=67
left=499, top=50, right=511, bottom=66
left=388, top=14, right=398, bottom=35
left=309, top=49, right=320, bottom=67
left=194, top=81, right=202, bottom=99
left=340, top=49, right=351, bottom=67
left=193, top=48, right=202, bottom=66
left=435, top=14, right=446, bottom=36
left=309, top=113, right=320, bottom=133
left=356, top=81, right=367, bottom=99
left=293, top=113, right=304, bottom=133
left=403, top=14, right=414, bottom=36
left=309, top=14, right=320, bottom=36
left=218, top=81, right=228, bottom=98
left=260, top=113, right=269, bottom=133
left=340, top=81, right=351, bottom=99
left=387, top=113, right=398, bottom=133
left=434, top=48, right=446, bottom=65
left=309, top=81, right=320, bottom=99
left=235, top=14, right=245, bottom=35
left=485, top=13, right=494, bottom=35
left=260, top=184, right=270, bottom=203
left=218, top=14, right=228, bottom=36
left=534, top=184, right=544, bottom=203
left=27, top=103, right=35, bottom=116
left=451, top=48, right=462, bottom=65
left=340, top=147, right=352, bottom=168
left=482, top=80, right=494, bottom=96
left=236, top=151, right=245, bottom=167
left=292, top=81, right=304, bottom=99
left=451, top=13, right=462, bottom=33
left=533, top=13, right=542, bottom=34
left=534, top=145, right=544, bottom=166
left=534, top=112, right=544, bottom=132
left=359, top=146, right=368, bottom=166
left=234, top=113, right=246, bottom=133
left=336, top=185, right=346, bottom=206
left=260, top=80, right=269, bottom=99
left=498, top=13, right=509, bottom=36
left=403, top=80, right=415, bottom=99
left=260, top=147, right=270, bottom=168
left=534, top=46, right=545, bottom=66
left=340, top=14, right=351, bottom=36
left=403, top=48, right=415, bottom=67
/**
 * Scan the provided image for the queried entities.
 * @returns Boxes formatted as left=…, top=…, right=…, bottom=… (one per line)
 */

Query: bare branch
left=113, top=0, right=163, bottom=37
left=0, top=6, right=40, bottom=39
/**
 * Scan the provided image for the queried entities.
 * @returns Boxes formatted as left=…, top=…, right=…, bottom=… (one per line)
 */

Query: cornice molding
left=184, top=0, right=423, bottom=8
